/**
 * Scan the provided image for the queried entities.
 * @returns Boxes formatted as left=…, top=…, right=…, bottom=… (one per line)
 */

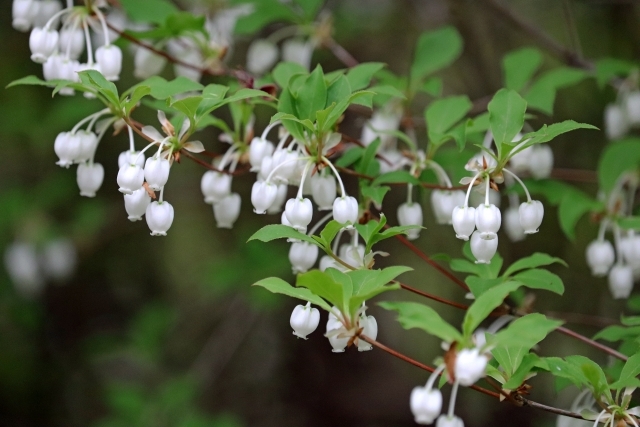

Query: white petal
left=183, top=140, right=204, bottom=153
left=142, top=126, right=164, bottom=142
left=178, top=117, right=190, bottom=139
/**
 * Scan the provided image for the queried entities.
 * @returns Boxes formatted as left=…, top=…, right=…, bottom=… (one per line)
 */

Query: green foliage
left=462, top=281, right=521, bottom=337
left=524, top=68, right=588, bottom=115
left=253, top=276, right=333, bottom=312
left=425, top=95, right=472, bottom=150
left=488, top=89, right=527, bottom=158
left=247, top=224, right=318, bottom=246
left=118, top=0, right=179, bottom=24
left=595, top=58, right=637, bottom=88
left=410, top=26, right=463, bottom=90
left=597, top=138, right=640, bottom=193
left=354, top=215, right=421, bottom=254
left=379, top=301, right=463, bottom=343
left=502, top=47, right=543, bottom=92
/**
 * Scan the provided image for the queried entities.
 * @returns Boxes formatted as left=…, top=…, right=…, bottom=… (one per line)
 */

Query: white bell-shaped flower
left=281, top=211, right=293, bottom=227
left=290, top=302, right=320, bottom=339
left=626, top=91, right=640, bottom=125
left=469, top=189, right=501, bottom=209
left=431, top=190, right=463, bottom=224
left=43, top=52, right=63, bottom=80
left=451, top=206, right=476, bottom=241
left=608, top=264, right=634, bottom=299
left=621, top=233, right=640, bottom=267
left=117, top=163, right=145, bottom=194
left=454, top=347, right=488, bottom=386
left=519, top=200, right=544, bottom=234
left=146, top=201, right=174, bottom=236
left=124, top=187, right=151, bottom=221
left=504, top=206, right=525, bottom=242
left=605, top=104, right=629, bottom=140
left=76, top=162, right=104, bottom=197
left=95, top=44, right=123, bottom=81
left=410, top=387, right=443, bottom=425
left=213, top=193, right=241, bottom=229
left=397, top=202, right=423, bottom=240
left=143, top=157, right=170, bottom=191
left=357, top=314, right=377, bottom=352
left=249, top=137, right=275, bottom=171
left=470, top=231, right=498, bottom=264
left=200, top=171, right=232, bottom=204
left=333, top=196, right=359, bottom=227
left=282, top=38, right=314, bottom=70
left=118, top=150, right=145, bottom=168
left=29, top=27, right=59, bottom=63
left=436, top=415, right=464, bottom=427
left=246, top=39, right=279, bottom=75
left=310, top=173, right=337, bottom=211
left=475, top=204, right=501, bottom=240
left=41, top=238, right=76, bottom=282
left=4, top=241, right=43, bottom=298
left=319, top=255, right=337, bottom=271
left=284, top=198, right=313, bottom=232
left=586, top=240, right=615, bottom=277
left=57, top=59, right=80, bottom=94
left=76, top=130, right=99, bottom=162
left=54, top=131, right=82, bottom=168
left=12, top=0, right=38, bottom=32
left=267, top=183, right=289, bottom=214
left=508, top=146, right=532, bottom=174
left=339, top=244, right=366, bottom=269
left=289, top=242, right=318, bottom=274
left=33, top=0, right=62, bottom=28
left=529, top=145, right=554, bottom=179
left=58, top=27, right=84, bottom=59
left=361, top=107, right=403, bottom=148
left=326, top=311, right=349, bottom=353
left=251, top=181, right=278, bottom=214
left=271, top=148, right=299, bottom=183
left=133, top=48, right=167, bottom=79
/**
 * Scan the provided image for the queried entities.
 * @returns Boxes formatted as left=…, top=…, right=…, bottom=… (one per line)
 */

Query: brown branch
left=549, top=168, right=598, bottom=183
left=324, top=38, right=359, bottom=68
left=556, top=325, right=628, bottom=361
left=398, top=283, right=470, bottom=310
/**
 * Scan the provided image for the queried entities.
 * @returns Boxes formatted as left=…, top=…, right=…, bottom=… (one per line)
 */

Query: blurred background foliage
left=1, top=0, right=640, bottom=426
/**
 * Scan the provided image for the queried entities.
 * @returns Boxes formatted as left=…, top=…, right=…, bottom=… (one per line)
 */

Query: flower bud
left=436, top=415, right=464, bottom=427
left=470, top=231, right=498, bottom=264
left=339, top=244, right=365, bottom=269
left=504, top=206, right=525, bottom=242
left=249, top=137, right=275, bottom=171
left=118, top=150, right=145, bottom=168
left=134, top=48, right=167, bottom=79
left=397, top=202, right=423, bottom=240
left=451, top=206, right=476, bottom=241
left=519, top=200, right=544, bottom=234
left=357, top=314, right=377, bottom=352
left=213, top=193, right=241, bottom=229
left=12, top=0, right=38, bottom=32
left=271, top=149, right=299, bottom=183
left=289, top=242, right=318, bottom=274
left=319, top=255, right=337, bottom=272
left=124, top=187, right=151, bottom=221
left=143, top=157, right=171, bottom=191
left=146, top=201, right=174, bottom=236
left=251, top=181, right=278, bottom=214
left=246, top=39, right=279, bottom=75
left=200, top=171, right=230, bottom=204
left=117, top=163, right=145, bottom=194
left=626, top=91, right=640, bottom=125
left=529, top=145, right=554, bottom=179
left=333, top=196, right=359, bottom=227
left=454, top=348, right=487, bottom=386
left=475, top=204, right=501, bottom=240
left=608, top=264, right=634, bottom=299
left=267, top=184, right=289, bottom=215
left=76, top=162, right=104, bottom=197
left=586, top=240, right=615, bottom=277
left=326, top=311, right=349, bottom=353
left=605, top=104, right=629, bottom=141
left=95, top=44, right=123, bottom=81
left=29, top=27, right=59, bottom=63
left=284, top=198, right=313, bottom=232
left=410, top=387, right=443, bottom=425
left=76, top=130, right=99, bottom=162
left=282, top=38, right=313, bottom=70
left=33, top=0, right=62, bottom=28
left=58, top=27, right=84, bottom=59
left=310, top=173, right=337, bottom=211
left=54, top=131, right=82, bottom=168
left=621, top=233, right=640, bottom=267
left=290, top=302, right=320, bottom=339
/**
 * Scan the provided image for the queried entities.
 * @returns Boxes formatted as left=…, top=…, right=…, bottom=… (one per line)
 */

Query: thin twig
left=398, top=283, right=470, bottom=310
left=324, top=38, right=359, bottom=68
left=556, top=325, right=628, bottom=361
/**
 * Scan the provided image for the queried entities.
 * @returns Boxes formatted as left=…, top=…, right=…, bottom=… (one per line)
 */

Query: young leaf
left=379, top=301, right=463, bottom=343
left=425, top=95, right=472, bottom=146
left=503, top=253, right=567, bottom=278
left=335, top=147, right=364, bottom=168
left=295, top=65, right=328, bottom=121
left=490, top=313, right=563, bottom=349
left=521, top=120, right=599, bottom=148
left=347, top=267, right=409, bottom=312
left=610, top=352, right=640, bottom=390
left=524, top=67, right=588, bottom=115
left=247, top=224, right=318, bottom=246
left=410, top=26, right=463, bottom=84
left=619, top=217, right=640, bottom=230
left=488, top=89, right=527, bottom=149
left=502, top=353, right=546, bottom=390
left=326, top=75, right=352, bottom=111
left=492, top=346, right=530, bottom=379
left=597, top=138, right=640, bottom=193
left=118, top=0, right=178, bottom=24
left=253, top=277, right=332, bottom=312
left=296, top=270, right=347, bottom=311
left=502, top=47, right=543, bottom=92
left=144, top=76, right=204, bottom=100
left=465, top=277, right=503, bottom=297
left=346, top=62, right=385, bottom=91
left=512, top=269, right=564, bottom=295
left=272, top=61, right=308, bottom=89
left=316, top=220, right=343, bottom=249
left=595, top=58, right=636, bottom=89
left=558, top=189, right=602, bottom=241
left=594, top=325, right=640, bottom=342
left=463, top=281, right=522, bottom=337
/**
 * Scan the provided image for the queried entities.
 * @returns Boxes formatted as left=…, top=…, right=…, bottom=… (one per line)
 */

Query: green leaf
left=512, top=269, right=564, bottom=295
left=370, top=224, right=422, bottom=248
left=502, top=47, right=543, bottom=92
left=234, top=0, right=297, bottom=35
left=294, top=0, right=324, bottom=19
left=463, top=281, right=522, bottom=337
left=491, top=313, right=563, bottom=349
left=595, top=58, right=637, bottom=89
left=492, top=346, right=530, bottom=379
left=502, top=353, right=545, bottom=390
left=6, top=75, right=55, bottom=88
left=144, top=76, right=204, bottom=100
left=361, top=185, right=390, bottom=209
left=503, top=253, right=566, bottom=278
left=295, top=65, right=327, bottom=121
left=421, top=77, right=443, bottom=96
left=123, top=85, right=151, bottom=115
left=247, top=224, right=317, bottom=245
left=346, top=62, right=385, bottom=91
left=524, top=67, right=588, bottom=115
left=171, top=96, right=202, bottom=122
left=296, top=270, right=346, bottom=311
left=488, top=89, right=527, bottom=152
left=357, top=138, right=381, bottom=175
left=253, top=277, right=332, bottom=312
left=78, top=70, right=120, bottom=106
left=567, top=355, right=612, bottom=400
left=426, top=95, right=472, bottom=146
left=465, top=277, right=503, bottom=297
left=325, top=90, right=375, bottom=128
left=543, top=357, right=590, bottom=388
left=594, top=325, right=640, bottom=342
left=610, top=352, right=640, bottom=390
left=558, top=188, right=601, bottom=241
left=518, top=120, right=598, bottom=151
left=272, top=61, right=308, bottom=89
left=379, top=301, right=463, bottom=343
left=316, top=220, right=343, bottom=249
left=410, top=26, right=463, bottom=84
left=619, top=217, right=640, bottom=230
left=118, top=0, right=178, bottom=23
left=335, top=147, right=364, bottom=167
left=372, top=170, right=420, bottom=186
left=598, top=138, right=640, bottom=193
left=369, top=84, right=407, bottom=100
left=354, top=217, right=387, bottom=248
left=347, top=266, right=409, bottom=312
